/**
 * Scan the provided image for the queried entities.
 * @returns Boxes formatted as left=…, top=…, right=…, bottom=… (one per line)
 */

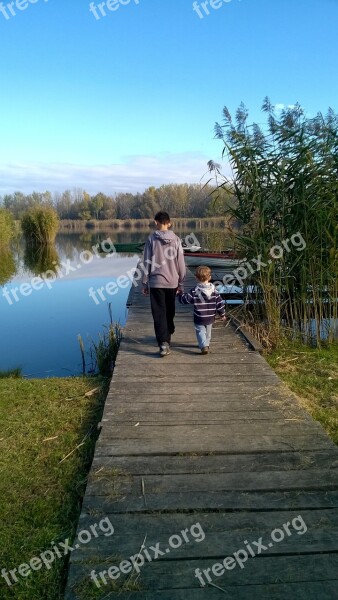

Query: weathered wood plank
left=91, top=451, right=338, bottom=475
left=76, top=508, right=338, bottom=533
left=70, top=528, right=338, bottom=562
left=104, top=391, right=298, bottom=404
left=65, top=554, right=338, bottom=596
left=95, top=434, right=334, bottom=455
left=113, top=365, right=276, bottom=377
left=101, top=411, right=303, bottom=424
left=64, top=580, right=338, bottom=600
left=102, top=399, right=297, bottom=411
left=97, top=421, right=327, bottom=440
left=83, top=489, right=338, bottom=513
left=85, top=470, right=338, bottom=497
left=100, top=417, right=310, bottom=427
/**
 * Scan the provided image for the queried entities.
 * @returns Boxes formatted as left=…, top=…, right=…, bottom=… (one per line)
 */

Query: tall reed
left=211, top=99, right=338, bottom=346
left=21, top=206, right=59, bottom=245
left=0, top=208, right=14, bottom=249
left=78, top=304, right=122, bottom=376
left=90, top=323, right=122, bottom=377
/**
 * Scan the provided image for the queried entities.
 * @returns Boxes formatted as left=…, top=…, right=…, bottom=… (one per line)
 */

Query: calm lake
left=0, top=230, right=148, bottom=377
left=0, top=227, right=209, bottom=378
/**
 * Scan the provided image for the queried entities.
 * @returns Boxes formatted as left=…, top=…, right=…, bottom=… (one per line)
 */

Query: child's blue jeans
left=194, top=323, right=212, bottom=350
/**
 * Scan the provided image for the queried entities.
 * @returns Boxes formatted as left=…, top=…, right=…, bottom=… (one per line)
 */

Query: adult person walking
left=141, top=211, right=186, bottom=356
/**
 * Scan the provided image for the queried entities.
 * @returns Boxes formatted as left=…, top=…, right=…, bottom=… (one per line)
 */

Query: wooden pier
left=65, top=270, right=338, bottom=599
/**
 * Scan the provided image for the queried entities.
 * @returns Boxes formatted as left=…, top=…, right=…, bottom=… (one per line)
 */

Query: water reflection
left=24, top=244, right=60, bottom=277
left=0, top=248, right=17, bottom=285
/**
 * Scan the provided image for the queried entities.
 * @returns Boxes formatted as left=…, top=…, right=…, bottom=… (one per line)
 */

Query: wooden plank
left=83, top=489, right=338, bottom=512
left=69, top=529, right=338, bottom=562
left=101, top=414, right=310, bottom=426
left=95, top=434, right=334, bottom=455
left=70, top=520, right=338, bottom=561
left=111, top=375, right=280, bottom=382
left=104, top=391, right=297, bottom=403
left=97, top=421, right=326, bottom=440
left=117, top=345, right=251, bottom=355
left=113, top=364, right=276, bottom=376
left=109, top=383, right=284, bottom=395
left=102, top=409, right=301, bottom=421
left=85, top=470, right=338, bottom=497
left=103, top=404, right=296, bottom=415
left=77, top=506, right=338, bottom=529
left=65, top=554, right=338, bottom=595
left=102, top=398, right=298, bottom=410
left=115, top=356, right=264, bottom=365
left=64, top=581, right=338, bottom=600
left=91, top=451, right=338, bottom=475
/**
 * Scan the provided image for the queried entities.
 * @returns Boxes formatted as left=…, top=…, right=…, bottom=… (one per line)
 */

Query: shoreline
left=57, top=216, right=231, bottom=232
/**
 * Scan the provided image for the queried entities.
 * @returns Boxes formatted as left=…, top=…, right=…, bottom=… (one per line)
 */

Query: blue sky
left=0, top=0, right=337, bottom=194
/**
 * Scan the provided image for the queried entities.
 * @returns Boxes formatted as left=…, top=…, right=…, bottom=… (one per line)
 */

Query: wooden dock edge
left=229, top=315, right=264, bottom=353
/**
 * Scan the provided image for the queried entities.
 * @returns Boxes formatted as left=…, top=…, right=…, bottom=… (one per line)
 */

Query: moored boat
left=98, top=242, right=145, bottom=253
left=183, top=249, right=241, bottom=268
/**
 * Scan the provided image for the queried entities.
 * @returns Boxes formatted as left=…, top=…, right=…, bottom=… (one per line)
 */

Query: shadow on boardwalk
left=64, top=272, right=338, bottom=600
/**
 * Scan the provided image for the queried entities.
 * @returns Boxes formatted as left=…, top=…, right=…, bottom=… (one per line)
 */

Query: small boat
left=98, top=242, right=145, bottom=254
left=183, top=249, right=241, bottom=268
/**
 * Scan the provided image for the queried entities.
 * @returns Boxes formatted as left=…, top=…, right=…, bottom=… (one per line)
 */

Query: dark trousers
left=150, top=288, right=177, bottom=347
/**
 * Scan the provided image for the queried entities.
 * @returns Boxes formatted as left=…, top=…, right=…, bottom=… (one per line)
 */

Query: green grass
left=0, top=376, right=109, bottom=600
left=267, top=343, right=338, bottom=444
left=73, top=576, right=142, bottom=599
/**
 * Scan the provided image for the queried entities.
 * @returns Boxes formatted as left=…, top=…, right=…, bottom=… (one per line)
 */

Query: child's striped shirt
left=178, top=283, right=225, bottom=325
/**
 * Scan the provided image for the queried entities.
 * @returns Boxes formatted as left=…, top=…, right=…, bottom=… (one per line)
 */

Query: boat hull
left=184, top=253, right=241, bottom=269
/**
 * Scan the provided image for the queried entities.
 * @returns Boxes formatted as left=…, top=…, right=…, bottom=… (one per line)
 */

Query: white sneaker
left=160, top=344, right=171, bottom=357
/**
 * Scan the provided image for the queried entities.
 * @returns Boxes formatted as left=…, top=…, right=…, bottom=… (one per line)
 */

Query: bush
left=21, top=206, right=59, bottom=244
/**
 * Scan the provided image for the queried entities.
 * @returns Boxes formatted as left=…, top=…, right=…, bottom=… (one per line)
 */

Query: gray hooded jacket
left=141, top=230, right=186, bottom=289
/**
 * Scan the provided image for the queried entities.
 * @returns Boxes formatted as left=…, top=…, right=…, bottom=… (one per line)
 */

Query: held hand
left=176, top=287, right=184, bottom=295
left=142, top=287, right=149, bottom=296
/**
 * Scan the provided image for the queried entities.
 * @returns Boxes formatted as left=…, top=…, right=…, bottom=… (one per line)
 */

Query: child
left=141, top=211, right=186, bottom=357
left=178, top=266, right=226, bottom=354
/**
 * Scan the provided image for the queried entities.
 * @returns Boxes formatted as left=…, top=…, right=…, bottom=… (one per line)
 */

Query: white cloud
left=275, top=103, right=300, bottom=112
left=0, top=152, right=227, bottom=195
left=274, top=103, right=286, bottom=111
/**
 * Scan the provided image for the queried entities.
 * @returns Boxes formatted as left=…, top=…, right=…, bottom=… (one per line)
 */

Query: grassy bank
left=58, top=216, right=230, bottom=232
left=0, top=376, right=109, bottom=600
left=267, top=343, right=338, bottom=445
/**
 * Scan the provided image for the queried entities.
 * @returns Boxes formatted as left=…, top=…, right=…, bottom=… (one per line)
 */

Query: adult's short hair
left=154, top=211, right=170, bottom=224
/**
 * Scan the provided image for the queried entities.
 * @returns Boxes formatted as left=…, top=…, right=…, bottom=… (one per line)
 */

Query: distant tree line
left=0, top=184, right=234, bottom=221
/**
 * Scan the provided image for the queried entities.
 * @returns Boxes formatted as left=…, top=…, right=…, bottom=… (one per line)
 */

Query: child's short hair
left=154, top=211, right=170, bottom=225
left=195, top=266, right=211, bottom=282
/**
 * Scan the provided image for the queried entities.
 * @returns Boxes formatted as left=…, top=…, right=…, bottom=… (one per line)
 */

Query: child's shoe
left=201, top=347, right=209, bottom=355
